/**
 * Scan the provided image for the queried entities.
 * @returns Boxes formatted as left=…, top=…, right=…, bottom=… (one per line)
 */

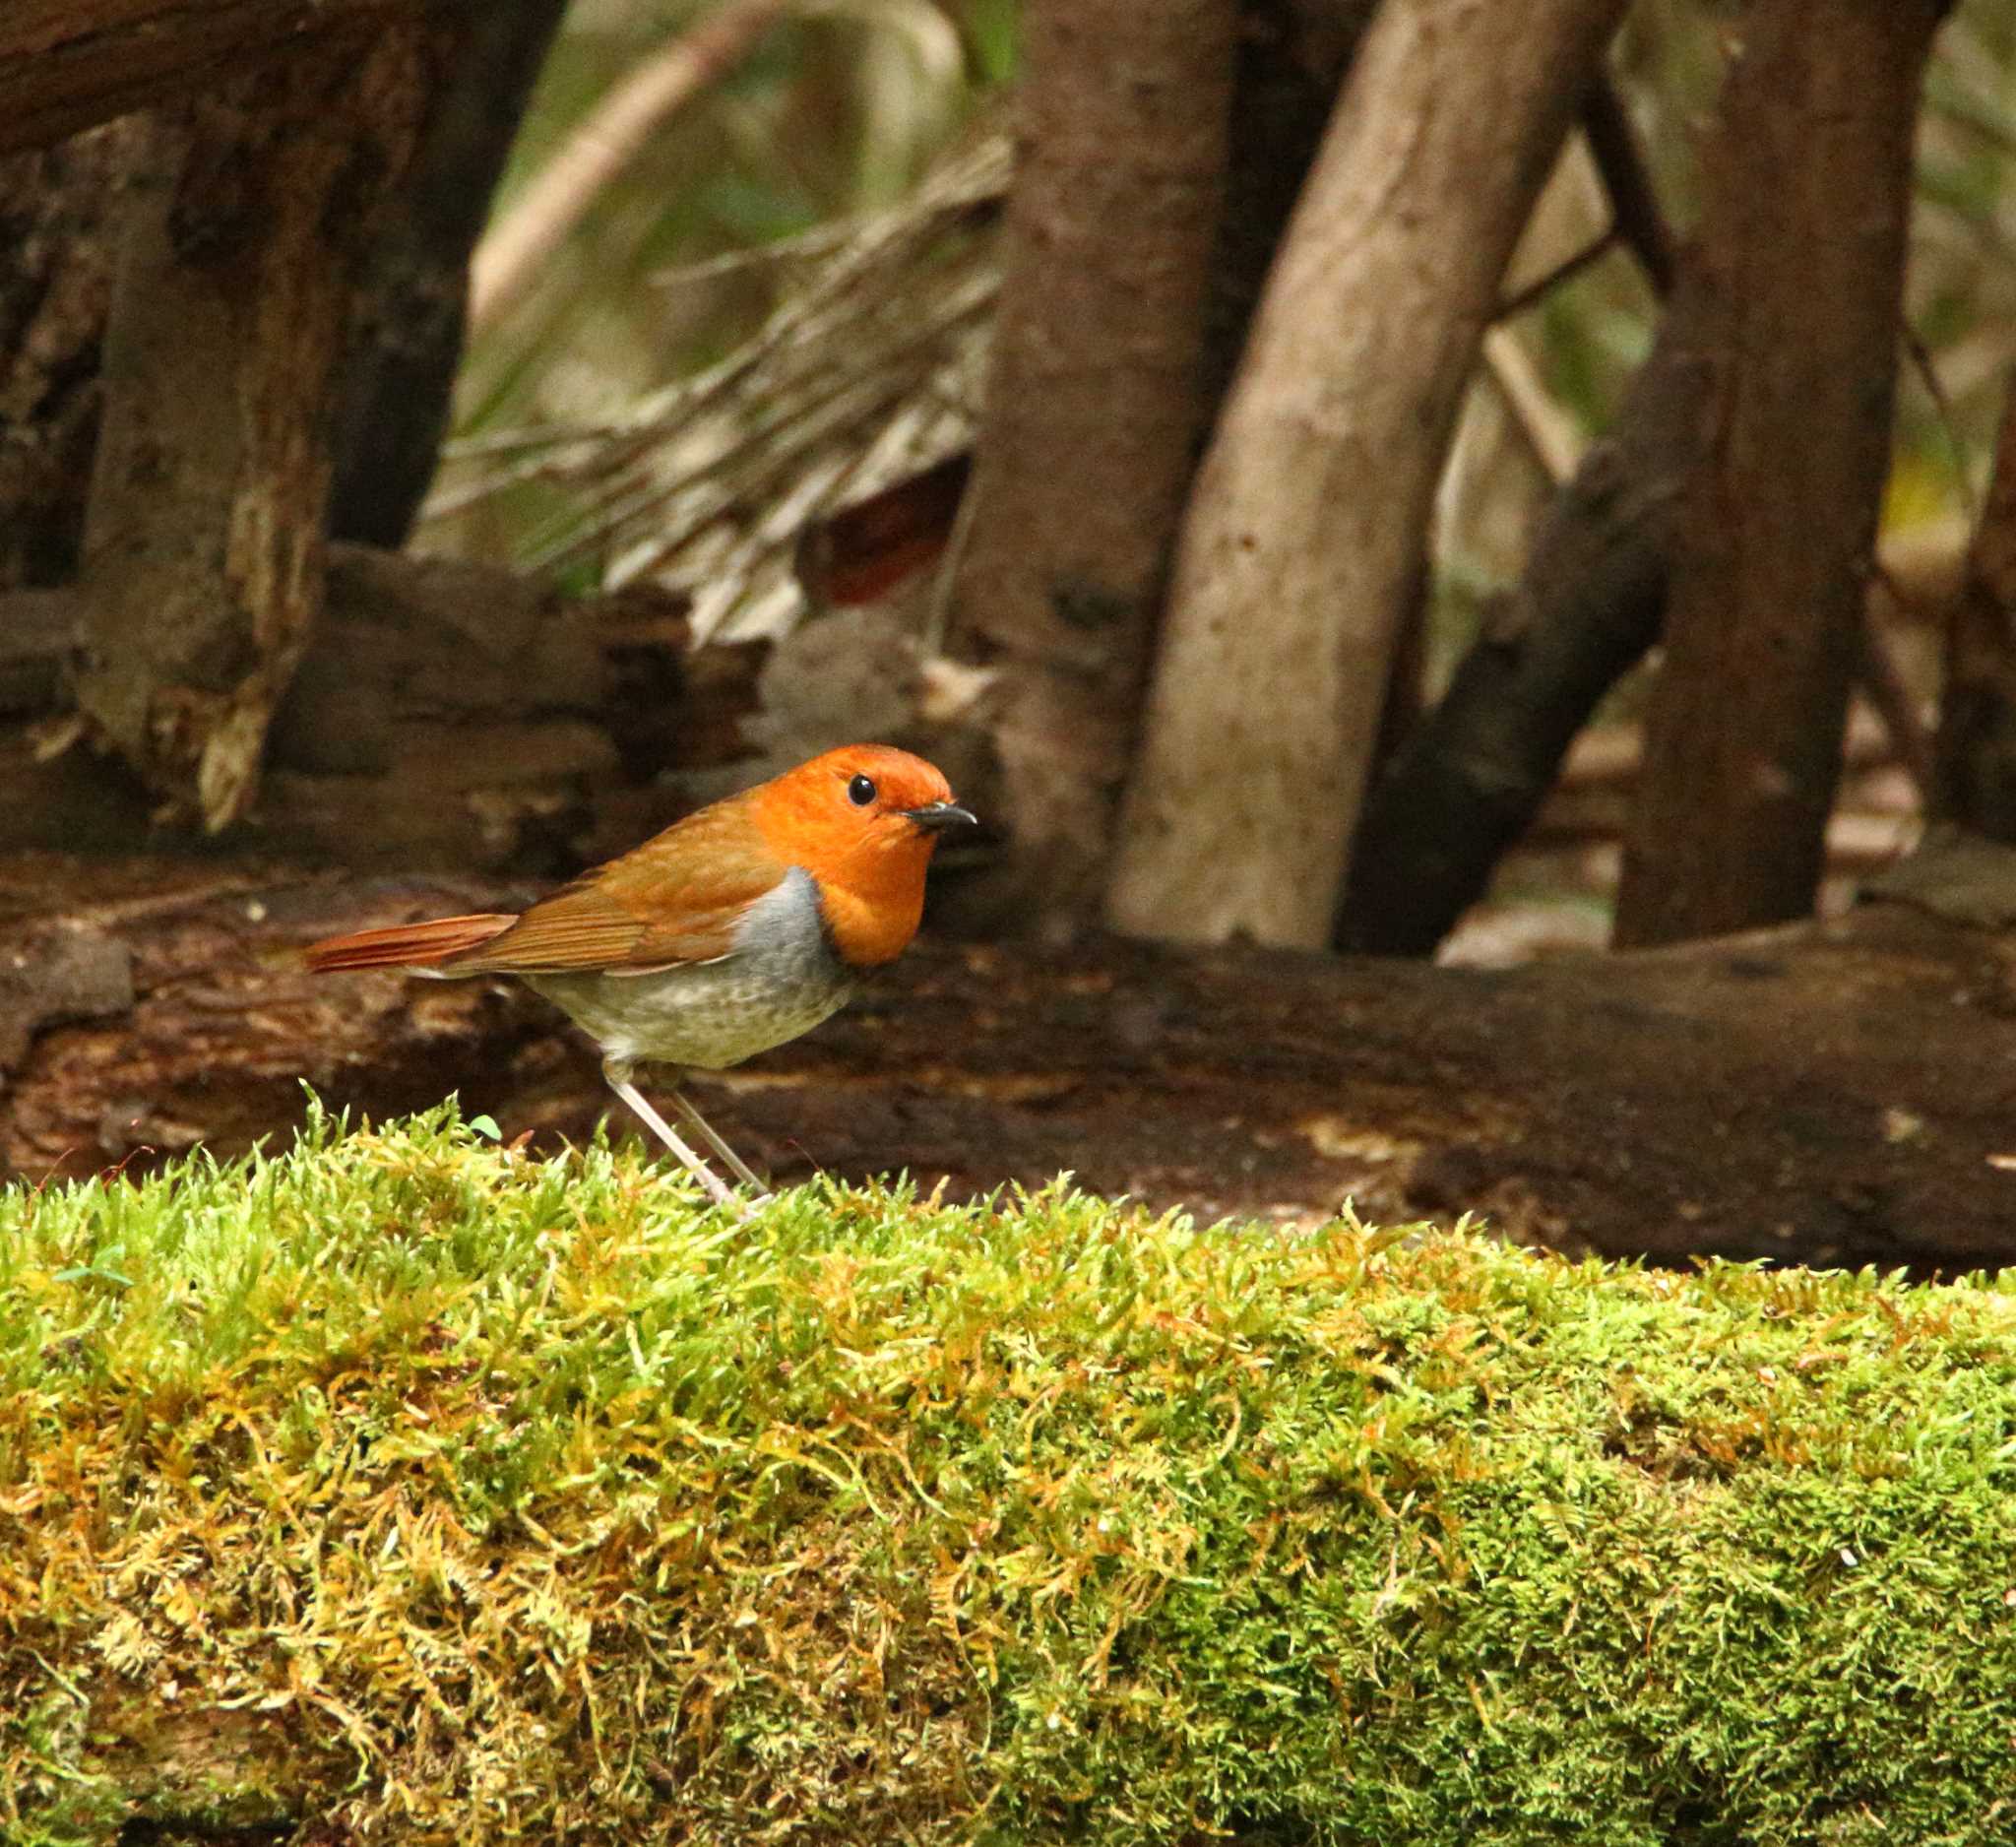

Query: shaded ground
left=5, top=847, right=2016, bottom=1272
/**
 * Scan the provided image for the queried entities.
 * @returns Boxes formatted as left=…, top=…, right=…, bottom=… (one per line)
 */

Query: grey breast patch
left=524, top=865, right=853, bottom=1072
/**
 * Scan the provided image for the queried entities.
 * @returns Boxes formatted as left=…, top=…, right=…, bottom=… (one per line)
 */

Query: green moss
left=3, top=1101, right=2016, bottom=1843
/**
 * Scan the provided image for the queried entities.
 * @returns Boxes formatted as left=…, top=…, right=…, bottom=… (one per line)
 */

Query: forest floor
left=4, top=816, right=2013, bottom=1276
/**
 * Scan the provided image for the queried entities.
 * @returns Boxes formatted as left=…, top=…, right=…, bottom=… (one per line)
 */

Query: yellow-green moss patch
left=4, top=1102, right=2016, bottom=1844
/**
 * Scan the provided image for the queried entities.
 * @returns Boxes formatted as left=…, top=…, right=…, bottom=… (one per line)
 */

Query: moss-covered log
left=3, top=1117, right=2015, bottom=1843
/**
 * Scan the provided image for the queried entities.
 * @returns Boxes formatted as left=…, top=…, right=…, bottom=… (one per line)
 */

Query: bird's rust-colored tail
left=301, top=913, right=518, bottom=973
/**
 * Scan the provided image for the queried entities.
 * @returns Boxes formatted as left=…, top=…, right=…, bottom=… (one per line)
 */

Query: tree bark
left=0, top=6, right=563, bottom=566
left=8, top=848, right=2016, bottom=1277
left=331, top=0, right=569, bottom=547
left=790, top=2, right=1377, bottom=646
left=0, top=0, right=422, bottom=157
left=0, top=124, right=136, bottom=591
left=1105, top=0, right=1629, bottom=950
left=948, top=0, right=1236, bottom=938
left=1931, top=378, right=2016, bottom=838
left=72, top=28, right=442, bottom=832
left=1201, top=0, right=1378, bottom=411
left=1335, top=279, right=1713, bottom=957
left=1613, top=0, right=1948, bottom=948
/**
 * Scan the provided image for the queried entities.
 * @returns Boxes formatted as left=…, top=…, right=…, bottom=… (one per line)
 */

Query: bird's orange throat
left=749, top=803, right=936, bottom=968
left=809, top=857, right=929, bottom=967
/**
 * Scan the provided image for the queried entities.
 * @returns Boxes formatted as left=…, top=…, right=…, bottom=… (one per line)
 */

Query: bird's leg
left=603, top=1062, right=742, bottom=1212
left=667, top=1085, right=771, bottom=1196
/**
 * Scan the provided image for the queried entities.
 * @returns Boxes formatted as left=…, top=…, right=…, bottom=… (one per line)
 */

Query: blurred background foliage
left=424, top=0, right=1013, bottom=621
left=422, top=0, right=2015, bottom=630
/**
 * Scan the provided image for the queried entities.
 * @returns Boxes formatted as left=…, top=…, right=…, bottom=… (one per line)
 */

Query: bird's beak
left=903, top=799, right=977, bottom=834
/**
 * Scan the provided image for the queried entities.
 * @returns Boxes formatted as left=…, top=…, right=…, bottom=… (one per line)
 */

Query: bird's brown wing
left=444, top=807, right=786, bottom=975
left=302, top=913, right=520, bottom=972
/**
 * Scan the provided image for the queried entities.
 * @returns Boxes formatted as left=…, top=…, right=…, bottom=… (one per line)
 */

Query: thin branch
left=1579, top=72, right=1676, bottom=297
left=1494, top=226, right=1617, bottom=323
left=468, top=0, right=790, bottom=334
left=1901, top=321, right=1982, bottom=532
left=1481, top=328, right=1586, bottom=487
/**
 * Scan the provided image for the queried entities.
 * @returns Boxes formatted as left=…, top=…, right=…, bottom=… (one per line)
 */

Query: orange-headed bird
left=303, top=744, right=976, bottom=1206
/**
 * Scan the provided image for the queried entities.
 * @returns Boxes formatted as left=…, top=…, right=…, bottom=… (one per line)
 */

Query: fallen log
left=5, top=841, right=2015, bottom=1273
left=0, top=544, right=764, bottom=869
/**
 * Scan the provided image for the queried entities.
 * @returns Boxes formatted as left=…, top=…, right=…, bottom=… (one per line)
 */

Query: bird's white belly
left=523, top=867, right=853, bottom=1073
left=528, top=958, right=852, bottom=1072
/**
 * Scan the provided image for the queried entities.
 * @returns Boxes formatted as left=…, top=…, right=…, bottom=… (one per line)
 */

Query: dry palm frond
left=425, top=130, right=1008, bottom=643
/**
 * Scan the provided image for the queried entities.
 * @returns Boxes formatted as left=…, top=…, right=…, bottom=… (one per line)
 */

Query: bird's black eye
left=847, top=773, right=878, bottom=807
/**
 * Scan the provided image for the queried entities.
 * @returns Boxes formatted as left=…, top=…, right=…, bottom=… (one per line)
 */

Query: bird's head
left=753, top=744, right=976, bottom=966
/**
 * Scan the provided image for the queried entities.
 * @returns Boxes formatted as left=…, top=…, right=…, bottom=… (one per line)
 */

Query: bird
left=301, top=744, right=976, bottom=1208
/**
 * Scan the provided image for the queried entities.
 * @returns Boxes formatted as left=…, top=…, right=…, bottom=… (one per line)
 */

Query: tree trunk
left=331, top=0, right=569, bottom=547
left=0, top=0, right=420, bottom=157
left=0, top=6, right=564, bottom=568
left=1335, top=278, right=1714, bottom=957
left=1931, top=379, right=2016, bottom=838
left=72, top=28, right=442, bottom=832
left=1201, top=0, right=1378, bottom=412
left=1105, top=0, right=1629, bottom=950
left=948, top=0, right=1236, bottom=938
left=1612, top=0, right=1948, bottom=948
